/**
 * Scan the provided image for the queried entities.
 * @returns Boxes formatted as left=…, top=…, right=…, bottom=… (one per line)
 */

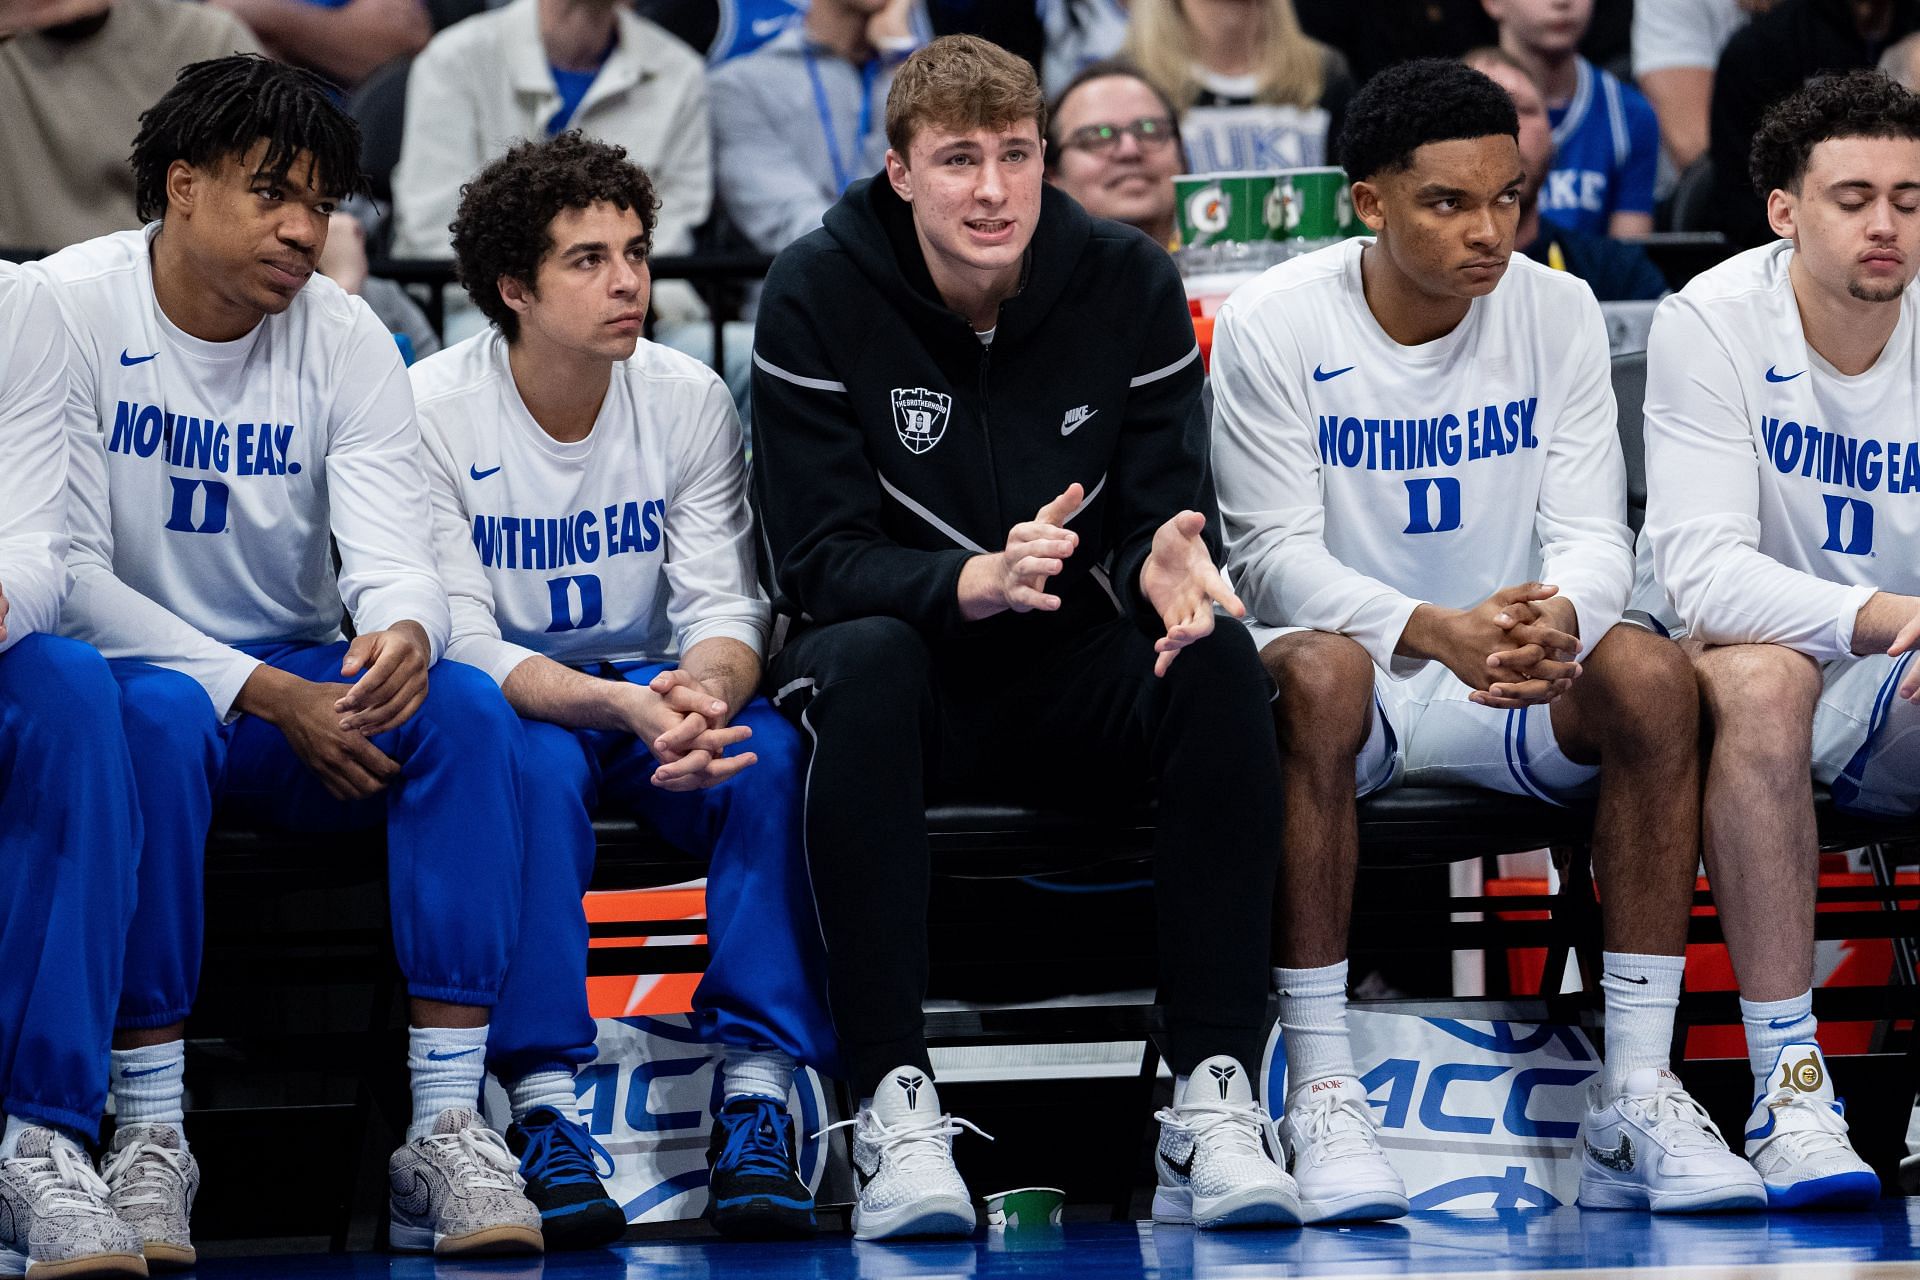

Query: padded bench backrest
left=1611, top=349, right=1648, bottom=534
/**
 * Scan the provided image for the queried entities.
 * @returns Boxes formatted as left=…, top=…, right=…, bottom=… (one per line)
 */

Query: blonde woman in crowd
left=1124, top=0, right=1353, bottom=173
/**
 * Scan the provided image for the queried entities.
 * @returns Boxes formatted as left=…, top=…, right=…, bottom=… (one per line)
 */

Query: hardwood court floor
left=186, top=1199, right=1920, bottom=1279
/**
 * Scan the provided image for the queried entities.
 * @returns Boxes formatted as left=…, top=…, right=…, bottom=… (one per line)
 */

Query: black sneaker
left=505, top=1107, right=626, bottom=1250
left=706, top=1095, right=816, bottom=1238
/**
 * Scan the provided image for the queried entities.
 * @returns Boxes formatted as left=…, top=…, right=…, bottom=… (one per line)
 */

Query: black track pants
left=769, top=613, right=1285, bottom=1099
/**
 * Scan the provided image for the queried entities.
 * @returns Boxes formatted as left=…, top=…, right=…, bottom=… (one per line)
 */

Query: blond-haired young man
left=751, top=34, right=1300, bottom=1241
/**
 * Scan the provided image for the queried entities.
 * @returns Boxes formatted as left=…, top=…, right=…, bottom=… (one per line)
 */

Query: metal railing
left=2, top=245, right=775, bottom=375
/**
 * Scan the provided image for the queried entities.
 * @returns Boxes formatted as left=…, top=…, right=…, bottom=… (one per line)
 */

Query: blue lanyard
left=803, top=47, right=879, bottom=196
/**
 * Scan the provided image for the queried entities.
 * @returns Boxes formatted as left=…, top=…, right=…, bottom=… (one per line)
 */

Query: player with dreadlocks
left=34, top=55, right=576, bottom=1261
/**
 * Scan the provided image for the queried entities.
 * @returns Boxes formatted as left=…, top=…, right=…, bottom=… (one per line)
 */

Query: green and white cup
left=1175, top=173, right=1287, bottom=248
left=983, top=1186, right=1065, bottom=1230
left=1273, top=167, right=1357, bottom=243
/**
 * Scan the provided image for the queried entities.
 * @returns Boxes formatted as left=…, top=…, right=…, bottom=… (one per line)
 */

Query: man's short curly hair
left=450, top=132, right=659, bottom=340
left=1337, top=58, right=1519, bottom=184
left=1749, top=70, right=1920, bottom=197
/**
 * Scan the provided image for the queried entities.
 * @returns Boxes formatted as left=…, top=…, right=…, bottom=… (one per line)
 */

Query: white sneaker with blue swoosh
left=1577, top=1068, right=1764, bottom=1212
left=1743, top=1043, right=1879, bottom=1209
left=1153, top=1056, right=1301, bottom=1229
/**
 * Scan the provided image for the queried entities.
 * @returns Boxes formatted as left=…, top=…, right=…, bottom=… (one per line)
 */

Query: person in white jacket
left=390, top=0, right=713, bottom=340
left=1642, top=69, right=1905, bottom=1210
left=1213, top=58, right=1758, bottom=1218
left=37, top=56, right=546, bottom=1262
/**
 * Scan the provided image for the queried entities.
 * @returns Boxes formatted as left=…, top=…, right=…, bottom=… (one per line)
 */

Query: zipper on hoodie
left=974, top=325, right=1004, bottom=518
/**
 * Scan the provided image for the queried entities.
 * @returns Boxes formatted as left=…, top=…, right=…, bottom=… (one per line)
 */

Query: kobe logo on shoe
left=897, top=1073, right=925, bottom=1108
left=1208, top=1063, right=1237, bottom=1099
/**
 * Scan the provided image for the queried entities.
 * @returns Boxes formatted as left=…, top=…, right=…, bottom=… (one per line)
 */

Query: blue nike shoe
left=706, top=1096, right=816, bottom=1238
left=505, top=1107, right=625, bottom=1249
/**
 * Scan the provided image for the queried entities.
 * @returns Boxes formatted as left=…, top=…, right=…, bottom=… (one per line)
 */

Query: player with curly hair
left=416, top=131, right=836, bottom=1241
left=1640, top=67, right=1920, bottom=1209
left=34, top=54, right=550, bottom=1261
left=1213, top=57, right=1759, bottom=1217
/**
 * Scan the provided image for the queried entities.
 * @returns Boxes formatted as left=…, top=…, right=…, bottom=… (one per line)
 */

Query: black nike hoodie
left=749, top=174, right=1212, bottom=646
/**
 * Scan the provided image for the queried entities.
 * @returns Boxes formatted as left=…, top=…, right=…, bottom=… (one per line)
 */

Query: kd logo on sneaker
left=1778, top=1052, right=1824, bottom=1094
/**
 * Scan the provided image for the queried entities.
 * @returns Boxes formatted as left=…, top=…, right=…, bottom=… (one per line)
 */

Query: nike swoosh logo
left=469, top=464, right=503, bottom=480
left=1062, top=413, right=1096, bottom=435
left=1765, top=366, right=1805, bottom=382
left=1584, top=1133, right=1633, bottom=1171
left=1768, top=1013, right=1811, bottom=1029
left=751, top=14, right=788, bottom=36
left=425, top=1046, right=482, bottom=1061
left=1165, top=1148, right=1195, bottom=1179
left=392, top=1169, right=434, bottom=1217
left=120, top=1064, right=175, bottom=1079
left=1312, top=364, right=1353, bottom=381
left=1606, top=973, right=1650, bottom=985
left=120, top=350, right=158, bottom=366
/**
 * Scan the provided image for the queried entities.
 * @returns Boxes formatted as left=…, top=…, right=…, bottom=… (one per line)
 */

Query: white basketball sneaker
left=1744, top=1043, right=1879, bottom=1210
left=819, top=1067, right=987, bottom=1241
left=1577, top=1067, right=1765, bottom=1213
left=1278, top=1076, right=1408, bottom=1223
left=1152, top=1056, right=1302, bottom=1229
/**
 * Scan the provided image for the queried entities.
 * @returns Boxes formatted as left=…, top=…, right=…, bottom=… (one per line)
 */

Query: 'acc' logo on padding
left=891, top=387, right=951, bottom=455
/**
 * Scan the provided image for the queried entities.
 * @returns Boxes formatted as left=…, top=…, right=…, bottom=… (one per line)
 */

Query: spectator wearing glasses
left=1045, top=59, right=1184, bottom=249
left=1125, top=0, right=1353, bottom=174
left=710, top=0, right=906, bottom=257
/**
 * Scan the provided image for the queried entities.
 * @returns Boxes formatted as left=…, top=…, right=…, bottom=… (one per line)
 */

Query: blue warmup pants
left=111, top=642, right=526, bottom=1027
left=487, top=662, right=837, bottom=1084
left=0, top=635, right=141, bottom=1137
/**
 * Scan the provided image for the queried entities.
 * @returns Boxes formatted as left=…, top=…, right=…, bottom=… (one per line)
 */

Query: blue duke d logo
left=165, top=477, right=230, bottom=534
left=546, top=574, right=604, bottom=633
left=1821, top=495, right=1874, bottom=556
left=1404, top=477, right=1462, bottom=535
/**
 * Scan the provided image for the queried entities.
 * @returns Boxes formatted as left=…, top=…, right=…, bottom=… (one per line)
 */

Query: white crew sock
left=722, top=1047, right=795, bottom=1104
left=406, top=1024, right=488, bottom=1142
left=506, top=1070, right=577, bottom=1124
left=1274, top=961, right=1355, bottom=1095
left=1600, top=951, right=1685, bottom=1099
left=110, top=1041, right=187, bottom=1130
left=1740, top=990, right=1816, bottom=1096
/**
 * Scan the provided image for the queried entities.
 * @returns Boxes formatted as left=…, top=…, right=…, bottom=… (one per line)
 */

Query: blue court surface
left=188, top=1200, right=1920, bottom=1278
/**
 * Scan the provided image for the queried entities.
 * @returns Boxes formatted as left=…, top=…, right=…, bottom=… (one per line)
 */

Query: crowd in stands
left=6, top=0, right=1920, bottom=333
